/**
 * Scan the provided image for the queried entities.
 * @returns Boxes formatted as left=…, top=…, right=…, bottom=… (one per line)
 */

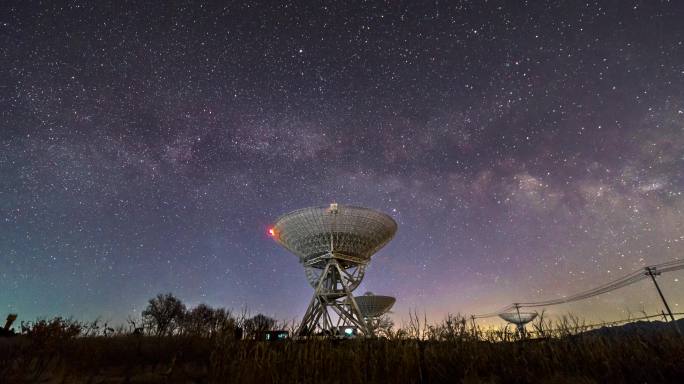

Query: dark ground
left=2, top=329, right=683, bottom=384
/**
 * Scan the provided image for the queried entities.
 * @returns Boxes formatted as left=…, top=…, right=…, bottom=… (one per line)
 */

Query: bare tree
left=0, top=314, right=18, bottom=336
left=183, top=304, right=236, bottom=337
left=367, top=314, right=395, bottom=338
left=243, top=313, right=276, bottom=339
left=183, top=303, right=214, bottom=337
left=142, top=293, right=186, bottom=336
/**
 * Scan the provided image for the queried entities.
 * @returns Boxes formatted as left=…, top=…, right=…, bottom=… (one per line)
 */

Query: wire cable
left=473, top=258, right=684, bottom=318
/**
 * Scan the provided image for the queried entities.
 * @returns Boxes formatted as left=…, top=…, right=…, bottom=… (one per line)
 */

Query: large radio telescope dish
left=271, top=203, right=397, bottom=337
left=272, top=205, right=397, bottom=266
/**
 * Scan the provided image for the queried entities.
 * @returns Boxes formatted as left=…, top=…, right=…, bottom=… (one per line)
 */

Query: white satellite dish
left=271, top=204, right=397, bottom=337
left=499, top=310, right=538, bottom=337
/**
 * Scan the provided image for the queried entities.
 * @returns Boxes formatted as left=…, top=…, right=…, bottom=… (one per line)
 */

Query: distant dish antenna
left=271, top=204, right=397, bottom=337
left=355, top=292, right=396, bottom=319
left=355, top=292, right=396, bottom=336
left=498, top=305, right=538, bottom=338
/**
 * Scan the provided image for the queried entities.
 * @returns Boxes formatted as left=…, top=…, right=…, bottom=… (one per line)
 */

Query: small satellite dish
left=355, top=292, right=396, bottom=319
left=498, top=312, right=538, bottom=325
left=353, top=292, right=396, bottom=337
left=499, top=311, right=538, bottom=337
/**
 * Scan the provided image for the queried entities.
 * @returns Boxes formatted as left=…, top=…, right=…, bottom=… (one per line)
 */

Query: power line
left=524, top=312, right=684, bottom=338
left=517, top=271, right=646, bottom=308
left=473, top=259, right=684, bottom=319
left=472, top=305, right=516, bottom=319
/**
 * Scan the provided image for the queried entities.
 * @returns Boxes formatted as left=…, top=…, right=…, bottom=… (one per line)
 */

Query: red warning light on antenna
left=268, top=228, right=275, bottom=237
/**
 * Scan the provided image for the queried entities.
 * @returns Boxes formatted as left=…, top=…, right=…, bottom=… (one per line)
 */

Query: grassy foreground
left=2, top=326, right=683, bottom=383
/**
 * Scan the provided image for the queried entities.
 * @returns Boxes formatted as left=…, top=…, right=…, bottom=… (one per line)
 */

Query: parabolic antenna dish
left=498, top=312, right=538, bottom=325
left=271, top=205, right=397, bottom=267
left=355, top=292, right=396, bottom=318
left=271, top=203, right=398, bottom=337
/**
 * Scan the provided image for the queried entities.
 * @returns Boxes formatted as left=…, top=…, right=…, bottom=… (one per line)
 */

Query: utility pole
left=470, top=315, right=477, bottom=339
left=645, top=266, right=681, bottom=335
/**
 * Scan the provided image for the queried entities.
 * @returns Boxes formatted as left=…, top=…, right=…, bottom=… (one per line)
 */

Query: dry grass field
left=1, top=315, right=683, bottom=383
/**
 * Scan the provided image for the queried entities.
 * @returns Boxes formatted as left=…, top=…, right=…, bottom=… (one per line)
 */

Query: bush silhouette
left=142, top=293, right=186, bottom=336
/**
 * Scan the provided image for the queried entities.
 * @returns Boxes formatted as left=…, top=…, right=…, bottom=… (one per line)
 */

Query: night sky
left=2, top=1, right=683, bottom=327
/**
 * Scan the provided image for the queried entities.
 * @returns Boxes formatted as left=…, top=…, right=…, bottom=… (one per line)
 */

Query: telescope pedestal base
left=296, top=259, right=369, bottom=337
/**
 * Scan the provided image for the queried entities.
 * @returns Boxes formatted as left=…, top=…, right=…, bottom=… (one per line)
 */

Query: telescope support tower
left=298, top=256, right=369, bottom=336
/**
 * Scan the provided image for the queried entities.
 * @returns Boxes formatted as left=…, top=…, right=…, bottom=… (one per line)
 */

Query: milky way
left=1, top=1, right=683, bottom=326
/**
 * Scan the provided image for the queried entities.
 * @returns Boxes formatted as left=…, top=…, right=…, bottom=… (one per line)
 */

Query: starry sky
left=2, top=1, right=683, bottom=327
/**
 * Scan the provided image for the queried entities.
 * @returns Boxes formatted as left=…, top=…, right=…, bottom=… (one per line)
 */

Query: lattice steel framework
left=271, top=204, right=397, bottom=337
